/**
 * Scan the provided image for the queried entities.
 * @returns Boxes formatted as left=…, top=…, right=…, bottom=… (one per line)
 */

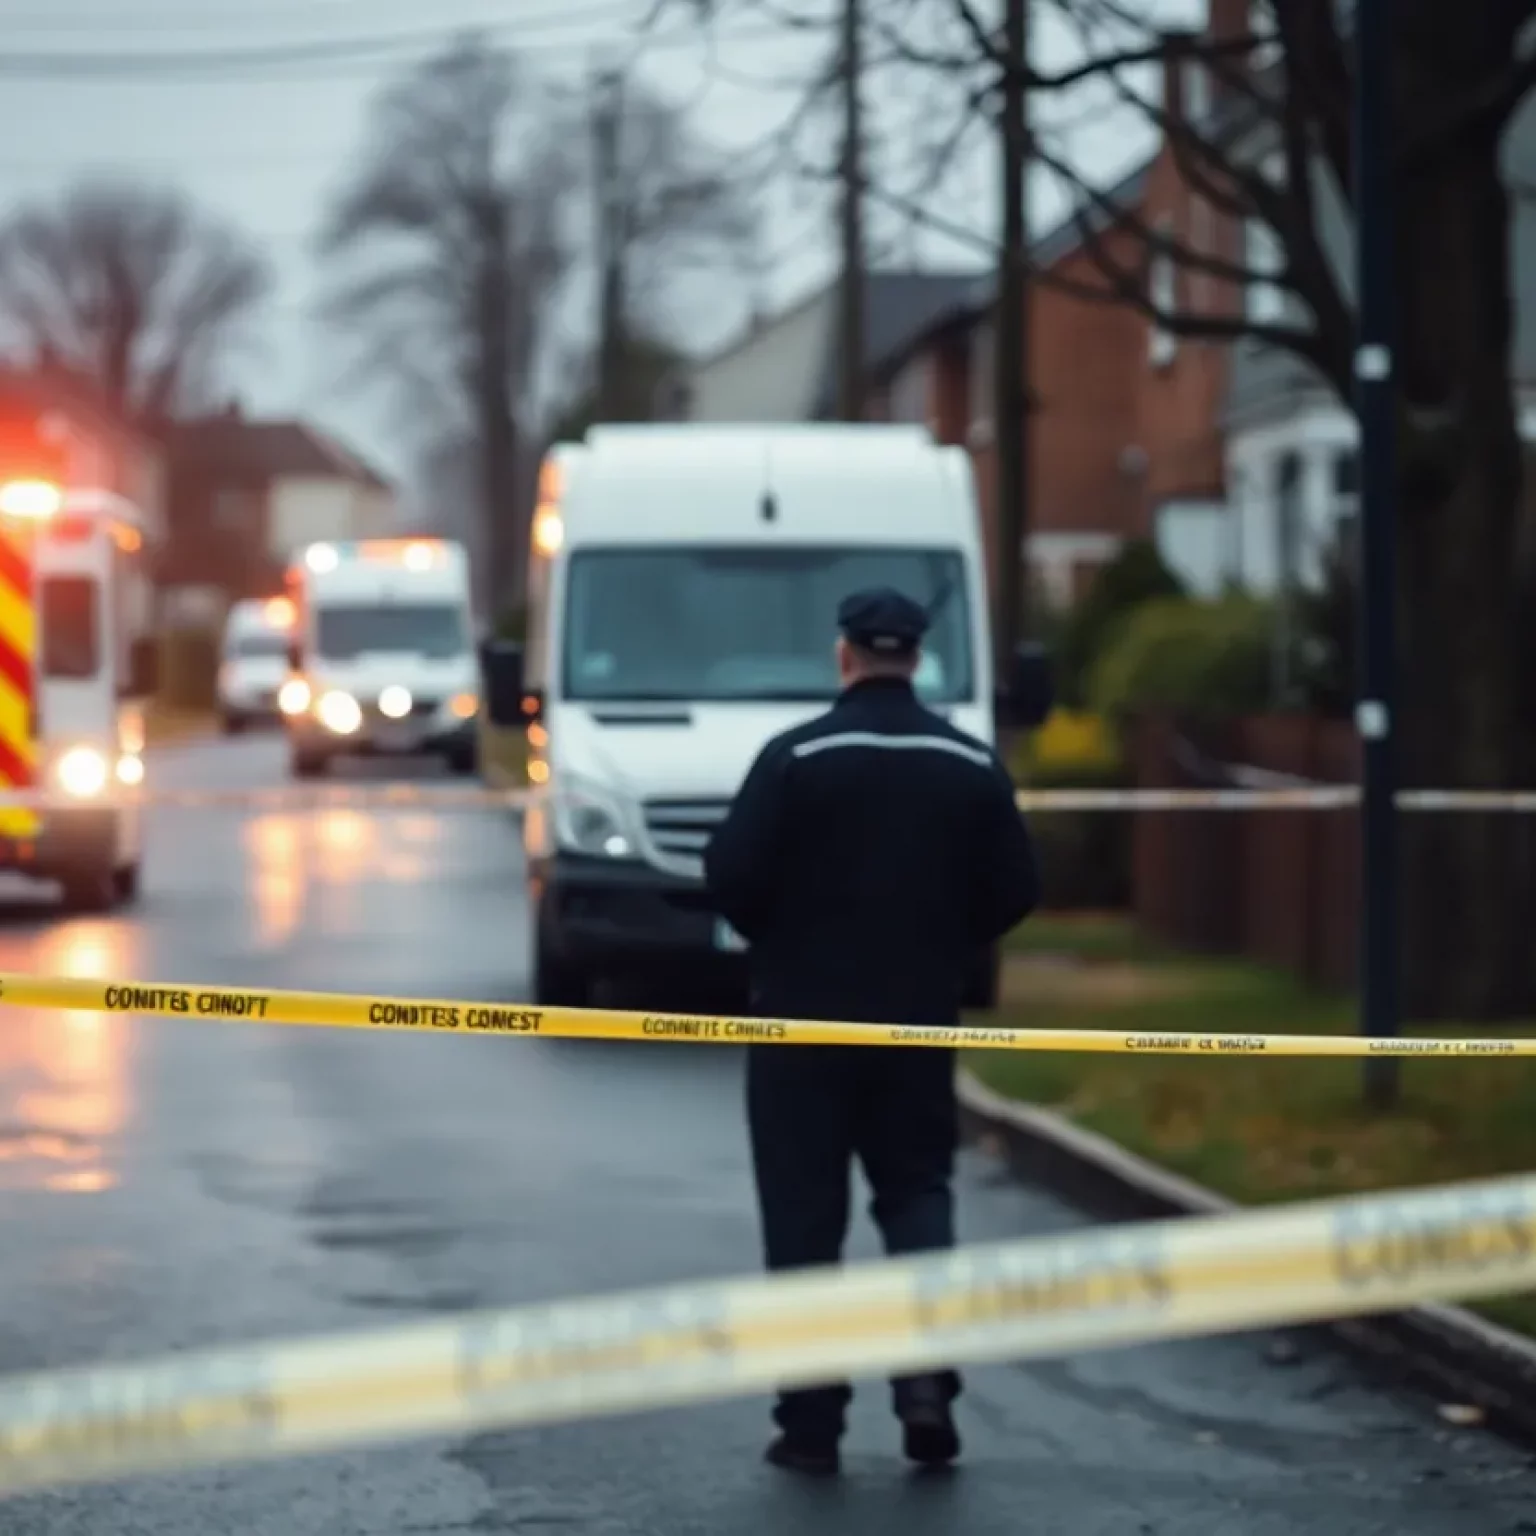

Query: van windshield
left=562, top=547, right=973, bottom=703
left=315, top=604, right=465, bottom=661
left=228, top=632, right=290, bottom=660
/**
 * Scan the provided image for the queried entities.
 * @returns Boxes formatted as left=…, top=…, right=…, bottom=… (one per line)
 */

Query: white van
left=281, top=538, right=481, bottom=778
left=482, top=424, right=1049, bottom=1010
left=217, top=597, right=294, bottom=732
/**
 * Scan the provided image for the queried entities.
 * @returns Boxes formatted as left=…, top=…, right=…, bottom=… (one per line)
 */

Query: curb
left=956, top=1067, right=1536, bottom=1447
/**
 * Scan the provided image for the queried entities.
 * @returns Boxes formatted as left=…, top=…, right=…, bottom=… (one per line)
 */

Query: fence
left=1130, top=715, right=1362, bottom=991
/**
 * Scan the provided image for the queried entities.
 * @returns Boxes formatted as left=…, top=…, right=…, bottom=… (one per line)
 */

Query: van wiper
left=725, top=689, right=835, bottom=702
left=923, top=568, right=958, bottom=625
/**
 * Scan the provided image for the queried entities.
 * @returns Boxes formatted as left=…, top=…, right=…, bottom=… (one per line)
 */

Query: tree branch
left=1400, top=36, right=1536, bottom=162
left=1052, top=21, right=1355, bottom=386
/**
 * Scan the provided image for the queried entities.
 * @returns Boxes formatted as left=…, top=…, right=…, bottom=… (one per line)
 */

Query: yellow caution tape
left=0, top=784, right=1533, bottom=812
left=1, top=970, right=1533, bottom=1057
left=0, top=1169, right=1533, bottom=1495
left=0, top=784, right=526, bottom=811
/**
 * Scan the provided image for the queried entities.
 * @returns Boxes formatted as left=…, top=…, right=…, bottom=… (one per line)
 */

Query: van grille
left=642, top=798, right=729, bottom=874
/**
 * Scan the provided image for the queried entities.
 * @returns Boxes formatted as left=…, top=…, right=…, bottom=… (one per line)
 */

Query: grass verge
left=969, top=914, right=1536, bottom=1337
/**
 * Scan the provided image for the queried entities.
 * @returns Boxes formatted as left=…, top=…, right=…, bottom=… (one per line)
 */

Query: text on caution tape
left=2, top=972, right=1535, bottom=1057
left=0, top=1173, right=1532, bottom=1495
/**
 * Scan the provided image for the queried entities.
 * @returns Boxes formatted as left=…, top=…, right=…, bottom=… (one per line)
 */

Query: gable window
left=968, top=319, right=995, bottom=441
left=1148, top=220, right=1177, bottom=367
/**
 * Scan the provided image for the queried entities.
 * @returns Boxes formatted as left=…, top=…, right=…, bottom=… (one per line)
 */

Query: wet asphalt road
left=0, top=734, right=1531, bottom=1533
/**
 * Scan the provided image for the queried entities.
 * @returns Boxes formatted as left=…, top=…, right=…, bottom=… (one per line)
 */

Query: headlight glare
left=317, top=690, right=362, bottom=735
left=278, top=677, right=311, bottom=715
left=56, top=746, right=109, bottom=798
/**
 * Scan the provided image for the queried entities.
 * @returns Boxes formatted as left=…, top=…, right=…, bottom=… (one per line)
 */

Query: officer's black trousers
left=745, top=1041, right=963, bottom=1441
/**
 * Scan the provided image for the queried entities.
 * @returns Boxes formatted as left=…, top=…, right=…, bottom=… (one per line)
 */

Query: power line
left=0, top=15, right=790, bottom=80
left=0, top=0, right=585, bottom=30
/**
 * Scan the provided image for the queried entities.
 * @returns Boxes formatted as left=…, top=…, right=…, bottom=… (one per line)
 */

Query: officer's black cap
left=837, top=586, right=930, bottom=656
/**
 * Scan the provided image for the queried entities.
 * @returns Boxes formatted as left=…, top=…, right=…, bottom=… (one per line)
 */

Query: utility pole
left=993, top=0, right=1030, bottom=668
left=593, top=67, right=625, bottom=423
left=1353, top=0, right=1400, bottom=1110
left=836, top=0, right=866, bottom=422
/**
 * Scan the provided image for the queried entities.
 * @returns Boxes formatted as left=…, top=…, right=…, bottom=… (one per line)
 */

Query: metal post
left=1353, top=0, right=1400, bottom=1109
left=994, top=0, right=1030, bottom=667
left=593, top=68, right=625, bottom=423
left=837, top=0, right=866, bottom=422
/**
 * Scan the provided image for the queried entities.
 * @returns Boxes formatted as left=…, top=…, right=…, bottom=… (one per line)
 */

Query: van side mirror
left=286, top=640, right=302, bottom=673
left=481, top=639, right=534, bottom=728
left=995, top=641, right=1054, bottom=730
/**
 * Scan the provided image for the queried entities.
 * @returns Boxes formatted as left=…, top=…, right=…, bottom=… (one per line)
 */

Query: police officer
left=703, top=586, right=1040, bottom=1476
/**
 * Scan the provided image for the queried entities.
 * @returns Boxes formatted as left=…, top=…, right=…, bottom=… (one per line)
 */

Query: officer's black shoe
left=900, top=1402, right=961, bottom=1468
left=764, top=1433, right=841, bottom=1477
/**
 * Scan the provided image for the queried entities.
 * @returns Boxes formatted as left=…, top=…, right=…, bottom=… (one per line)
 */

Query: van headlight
left=56, top=746, right=109, bottom=798
left=551, top=779, right=634, bottom=859
left=278, top=676, right=311, bottom=715
left=316, top=690, right=362, bottom=735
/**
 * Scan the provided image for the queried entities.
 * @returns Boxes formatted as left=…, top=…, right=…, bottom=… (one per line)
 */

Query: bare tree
left=0, top=179, right=270, bottom=423
left=592, top=73, right=761, bottom=391
left=318, top=33, right=575, bottom=614
left=669, top=0, right=1536, bottom=1020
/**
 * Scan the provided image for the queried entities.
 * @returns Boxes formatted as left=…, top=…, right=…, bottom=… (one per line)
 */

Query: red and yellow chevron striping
left=0, top=523, right=38, bottom=838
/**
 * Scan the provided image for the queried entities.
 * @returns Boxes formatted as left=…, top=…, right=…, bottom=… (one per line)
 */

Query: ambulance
left=481, top=424, right=1051, bottom=1010
left=217, top=595, right=295, bottom=733
left=279, top=537, right=480, bottom=778
left=0, top=481, right=158, bottom=913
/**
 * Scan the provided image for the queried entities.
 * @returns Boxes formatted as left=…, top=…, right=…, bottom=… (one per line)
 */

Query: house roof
left=807, top=270, right=987, bottom=417
left=165, top=412, right=392, bottom=491
left=679, top=269, right=981, bottom=422
left=873, top=158, right=1157, bottom=377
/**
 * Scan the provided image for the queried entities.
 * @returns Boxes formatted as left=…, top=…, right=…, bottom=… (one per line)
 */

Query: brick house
left=159, top=404, right=396, bottom=620
left=871, top=3, right=1253, bottom=610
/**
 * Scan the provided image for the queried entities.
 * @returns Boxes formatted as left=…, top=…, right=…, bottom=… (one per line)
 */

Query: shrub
left=1028, top=708, right=1122, bottom=777
left=1024, top=755, right=1133, bottom=911
left=1088, top=595, right=1274, bottom=725
left=1008, top=710, right=1130, bottom=911
left=1054, top=539, right=1185, bottom=708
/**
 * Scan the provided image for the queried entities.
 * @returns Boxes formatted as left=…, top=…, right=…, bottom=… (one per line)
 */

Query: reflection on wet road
left=0, top=910, right=136, bottom=1195
left=0, top=734, right=1529, bottom=1534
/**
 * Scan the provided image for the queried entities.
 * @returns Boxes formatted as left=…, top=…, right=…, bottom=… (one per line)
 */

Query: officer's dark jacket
left=703, top=676, right=1040, bottom=1027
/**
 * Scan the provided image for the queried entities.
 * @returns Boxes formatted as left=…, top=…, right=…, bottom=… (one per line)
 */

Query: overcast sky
left=0, top=0, right=1195, bottom=490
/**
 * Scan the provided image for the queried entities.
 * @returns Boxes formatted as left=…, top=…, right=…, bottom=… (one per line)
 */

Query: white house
left=1222, top=77, right=1536, bottom=595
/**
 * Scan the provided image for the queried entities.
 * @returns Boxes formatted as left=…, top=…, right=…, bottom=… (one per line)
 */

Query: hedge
left=1088, top=595, right=1274, bottom=725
